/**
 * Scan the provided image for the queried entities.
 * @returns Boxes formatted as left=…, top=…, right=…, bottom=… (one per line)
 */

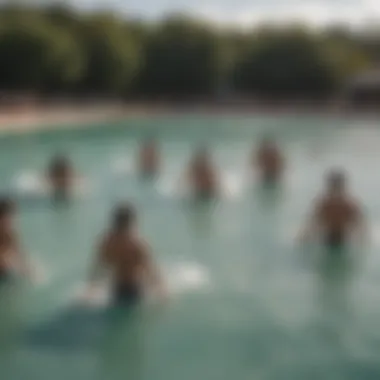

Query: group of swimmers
left=0, top=137, right=368, bottom=306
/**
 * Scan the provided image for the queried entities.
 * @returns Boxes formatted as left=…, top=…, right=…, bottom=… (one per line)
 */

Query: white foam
left=165, top=262, right=211, bottom=294
left=72, top=283, right=110, bottom=307
left=156, top=170, right=248, bottom=201
left=111, top=157, right=134, bottom=176
left=13, top=171, right=48, bottom=196
left=156, top=177, right=178, bottom=197
left=31, top=258, right=50, bottom=286
left=370, top=224, right=380, bottom=247
left=223, top=171, right=246, bottom=200
left=282, top=224, right=300, bottom=245
left=12, top=171, right=91, bottom=199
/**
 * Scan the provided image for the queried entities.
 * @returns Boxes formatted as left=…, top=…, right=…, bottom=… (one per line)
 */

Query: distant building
left=344, top=70, right=380, bottom=108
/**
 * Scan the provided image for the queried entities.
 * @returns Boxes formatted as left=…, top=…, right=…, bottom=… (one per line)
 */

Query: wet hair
left=54, top=153, right=69, bottom=164
left=326, top=169, right=346, bottom=190
left=112, top=203, right=136, bottom=231
left=50, top=154, right=72, bottom=175
left=0, top=197, right=15, bottom=218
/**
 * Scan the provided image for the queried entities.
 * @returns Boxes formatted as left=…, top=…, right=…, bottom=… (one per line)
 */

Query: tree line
left=0, top=4, right=377, bottom=99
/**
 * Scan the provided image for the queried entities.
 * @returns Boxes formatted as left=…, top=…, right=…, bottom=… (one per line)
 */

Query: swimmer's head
left=112, top=203, right=136, bottom=232
left=326, top=169, right=346, bottom=194
left=51, top=154, right=71, bottom=170
left=0, top=197, right=15, bottom=231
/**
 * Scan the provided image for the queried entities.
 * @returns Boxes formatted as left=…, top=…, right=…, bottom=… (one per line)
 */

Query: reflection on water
left=254, top=181, right=283, bottom=210
left=315, top=246, right=356, bottom=341
left=2, top=119, right=380, bottom=379
left=184, top=198, right=216, bottom=238
left=98, top=308, right=146, bottom=380
left=0, top=279, right=25, bottom=377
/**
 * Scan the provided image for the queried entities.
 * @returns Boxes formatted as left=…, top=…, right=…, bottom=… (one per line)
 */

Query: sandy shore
left=0, top=101, right=377, bottom=134
left=0, top=104, right=132, bottom=133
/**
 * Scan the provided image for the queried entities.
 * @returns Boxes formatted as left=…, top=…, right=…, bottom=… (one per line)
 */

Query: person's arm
left=255, top=149, right=262, bottom=169
left=11, top=238, right=36, bottom=280
left=88, top=235, right=109, bottom=286
left=298, top=201, right=322, bottom=243
left=139, top=242, right=167, bottom=299
left=352, top=203, right=369, bottom=246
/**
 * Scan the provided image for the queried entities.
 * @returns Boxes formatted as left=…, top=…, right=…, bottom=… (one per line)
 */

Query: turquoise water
left=1, top=115, right=380, bottom=380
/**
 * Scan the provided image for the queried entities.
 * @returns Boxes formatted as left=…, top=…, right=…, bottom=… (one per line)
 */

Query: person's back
left=102, top=229, right=145, bottom=287
left=89, top=203, right=166, bottom=305
left=139, top=139, right=159, bottom=177
left=189, top=148, right=218, bottom=197
left=48, top=154, right=74, bottom=196
left=256, top=139, right=283, bottom=183
left=0, top=198, right=33, bottom=279
left=301, top=169, right=364, bottom=249
left=0, top=199, right=16, bottom=275
left=317, top=195, right=358, bottom=234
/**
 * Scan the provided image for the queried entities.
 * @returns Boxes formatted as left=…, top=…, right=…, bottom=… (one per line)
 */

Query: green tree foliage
left=138, top=16, right=222, bottom=97
left=77, top=15, right=140, bottom=94
left=234, top=30, right=337, bottom=97
left=0, top=19, right=84, bottom=91
left=0, top=5, right=375, bottom=98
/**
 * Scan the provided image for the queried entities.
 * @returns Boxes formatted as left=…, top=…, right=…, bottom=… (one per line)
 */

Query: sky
left=28, top=0, right=380, bottom=27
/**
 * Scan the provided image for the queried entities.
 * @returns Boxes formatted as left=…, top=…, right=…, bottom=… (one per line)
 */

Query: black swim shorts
left=113, top=283, right=141, bottom=306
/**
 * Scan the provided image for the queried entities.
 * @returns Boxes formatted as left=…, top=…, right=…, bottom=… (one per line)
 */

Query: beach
left=0, top=99, right=378, bottom=134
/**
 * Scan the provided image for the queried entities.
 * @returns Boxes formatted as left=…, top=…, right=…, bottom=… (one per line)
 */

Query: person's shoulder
left=130, top=234, right=149, bottom=251
left=314, top=195, right=327, bottom=208
left=346, top=195, right=361, bottom=210
left=99, top=231, right=113, bottom=247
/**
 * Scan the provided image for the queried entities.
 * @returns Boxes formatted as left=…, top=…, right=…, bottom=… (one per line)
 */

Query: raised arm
left=298, top=200, right=322, bottom=243
left=351, top=202, right=369, bottom=246
left=12, top=238, right=35, bottom=280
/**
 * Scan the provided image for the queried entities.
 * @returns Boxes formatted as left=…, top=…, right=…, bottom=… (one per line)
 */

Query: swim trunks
left=324, top=230, right=345, bottom=251
left=194, top=189, right=216, bottom=201
left=53, top=188, right=70, bottom=202
left=0, top=268, right=11, bottom=283
left=112, top=283, right=141, bottom=306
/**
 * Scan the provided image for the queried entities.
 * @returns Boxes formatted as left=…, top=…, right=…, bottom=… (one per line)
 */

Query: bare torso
left=189, top=162, right=218, bottom=195
left=316, top=196, right=359, bottom=235
left=139, top=147, right=159, bottom=175
left=48, top=166, right=74, bottom=192
left=101, top=232, right=146, bottom=286
left=0, top=231, right=17, bottom=272
left=256, top=148, right=283, bottom=181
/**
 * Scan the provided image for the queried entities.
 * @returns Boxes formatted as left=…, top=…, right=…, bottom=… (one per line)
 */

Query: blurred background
left=0, top=0, right=378, bottom=113
left=0, top=2, right=380, bottom=380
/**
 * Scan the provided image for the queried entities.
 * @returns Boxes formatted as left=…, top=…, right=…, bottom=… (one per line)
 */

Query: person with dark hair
left=254, top=137, right=284, bottom=185
left=87, top=203, right=166, bottom=306
left=47, top=154, right=75, bottom=200
left=137, top=137, right=160, bottom=178
left=187, top=146, right=219, bottom=200
left=299, top=169, right=367, bottom=250
left=0, top=197, right=33, bottom=280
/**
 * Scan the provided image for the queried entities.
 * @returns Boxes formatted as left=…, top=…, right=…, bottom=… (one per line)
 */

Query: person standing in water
left=299, top=169, right=367, bottom=250
left=87, top=203, right=166, bottom=306
left=254, top=137, right=284, bottom=185
left=0, top=198, right=34, bottom=281
left=47, top=154, right=75, bottom=201
left=138, top=137, right=160, bottom=179
left=186, top=146, right=220, bottom=200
